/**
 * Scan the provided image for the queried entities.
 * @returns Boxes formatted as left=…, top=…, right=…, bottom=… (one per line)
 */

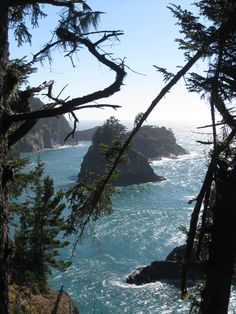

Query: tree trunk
left=200, top=167, right=236, bottom=314
left=0, top=0, right=10, bottom=313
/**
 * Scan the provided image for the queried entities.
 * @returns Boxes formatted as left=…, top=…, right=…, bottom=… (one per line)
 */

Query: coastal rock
left=78, top=118, right=190, bottom=186
left=78, top=117, right=164, bottom=186
left=132, top=125, right=188, bottom=159
left=77, top=124, right=188, bottom=160
left=126, top=261, right=183, bottom=285
left=126, top=245, right=204, bottom=285
left=11, top=98, right=77, bottom=153
left=166, top=244, right=187, bottom=262
left=79, top=145, right=164, bottom=186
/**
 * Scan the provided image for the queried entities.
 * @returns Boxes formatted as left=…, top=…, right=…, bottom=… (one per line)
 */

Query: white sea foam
left=151, top=151, right=200, bottom=166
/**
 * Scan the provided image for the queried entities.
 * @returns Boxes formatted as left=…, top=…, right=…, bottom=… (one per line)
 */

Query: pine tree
left=168, top=1, right=236, bottom=313
left=0, top=1, right=125, bottom=311
left=11, top=161, right=70, bottom=292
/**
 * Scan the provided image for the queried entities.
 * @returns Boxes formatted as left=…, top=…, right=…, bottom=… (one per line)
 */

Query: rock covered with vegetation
left=78, top=117, right=188, bottom=186
left=77, top=123, right=188, bottom=160
left=11, top=98, right=78, bottom=153
left=78, top=117, right=164, bottom=186
left=132, top=125, right=188, bottom=159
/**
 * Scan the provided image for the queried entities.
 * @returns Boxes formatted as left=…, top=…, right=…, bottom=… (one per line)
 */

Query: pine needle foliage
left=11, top=161, right=70, bottom=292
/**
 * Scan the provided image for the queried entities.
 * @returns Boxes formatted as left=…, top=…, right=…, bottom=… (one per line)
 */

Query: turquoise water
left=21, top=122, right=235, bottom=313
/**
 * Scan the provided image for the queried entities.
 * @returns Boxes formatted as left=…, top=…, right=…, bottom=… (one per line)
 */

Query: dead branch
left=8, top=35, right=126, bottom=123
left=64, top=111, right=78, bottom=141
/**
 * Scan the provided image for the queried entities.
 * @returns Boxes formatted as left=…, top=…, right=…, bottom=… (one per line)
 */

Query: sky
left=10, top=0, right=212, bottom=126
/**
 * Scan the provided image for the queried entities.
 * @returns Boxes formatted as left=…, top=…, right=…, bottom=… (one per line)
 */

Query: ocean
left=20, top=121, right=236, bottom=313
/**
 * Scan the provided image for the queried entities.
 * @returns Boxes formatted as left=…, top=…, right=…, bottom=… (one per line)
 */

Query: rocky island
left=78, top=117, right=164, bottom=186
left=78, top=117, right=188, bottom=186
left=131, top=125, right=188, bottom=159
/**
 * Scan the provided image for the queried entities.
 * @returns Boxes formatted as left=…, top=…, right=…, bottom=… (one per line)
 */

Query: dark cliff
left=11, top=98, right=77, bottom=153
left=75, top=126, right=98, bottom=141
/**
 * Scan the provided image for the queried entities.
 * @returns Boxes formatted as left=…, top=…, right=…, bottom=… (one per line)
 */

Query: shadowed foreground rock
left=126, top=245, right=204, bottom=285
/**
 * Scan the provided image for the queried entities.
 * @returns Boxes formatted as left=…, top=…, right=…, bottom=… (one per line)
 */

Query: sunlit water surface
left=21, top=121, right=236, bottom=313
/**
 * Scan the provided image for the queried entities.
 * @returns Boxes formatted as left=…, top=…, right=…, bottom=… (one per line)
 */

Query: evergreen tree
left=0, top=1, right=125, bottom=311
left=167, top=1, right=236, bottom=313
left=11, top=161, right=70, bottom=292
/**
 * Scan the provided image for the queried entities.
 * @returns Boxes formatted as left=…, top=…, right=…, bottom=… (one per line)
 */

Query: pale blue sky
left=10, top=1, right=211, bottom=124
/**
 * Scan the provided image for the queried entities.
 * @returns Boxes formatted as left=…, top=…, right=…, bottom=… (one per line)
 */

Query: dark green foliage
left=9, top=4, right=46, bottom=46
left=65, top=172, right=115, bottom=237
left=11, top=161, right=70, bottom=292
left=153, top=66, right=174, bottom=83
left=0, top=0, right=126, bottom=311
left=171, top=0, right=236, bottom=100
left=137, top=125, right=175, bottom=142
left=7, top=157, right=36, bottom=198
left=92, top=116, right=127, bottom=146
left=65, top=117, right=130, bottom=242
left=170, top=1, right=236, bottom=312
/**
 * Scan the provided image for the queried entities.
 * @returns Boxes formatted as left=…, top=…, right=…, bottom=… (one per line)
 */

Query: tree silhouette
left=0, top=1, right=125, bottom=312
left=11, top=161, right=70, bottom=292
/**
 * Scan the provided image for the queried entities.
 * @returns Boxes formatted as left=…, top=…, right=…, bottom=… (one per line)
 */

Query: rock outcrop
left=11, top=98, right=77, bottom=153
left=132, top=125, right=188, bottom=159
left=79, top=145, right=164, bottom=186
left=78, top=117, right=164, bottom=186
left=126, top=245, right=205, bottom=285
left=77, top=124, right=188, bottom=160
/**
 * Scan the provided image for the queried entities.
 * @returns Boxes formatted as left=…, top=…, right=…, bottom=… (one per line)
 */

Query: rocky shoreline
left=126, top=245, right=205, bottom=285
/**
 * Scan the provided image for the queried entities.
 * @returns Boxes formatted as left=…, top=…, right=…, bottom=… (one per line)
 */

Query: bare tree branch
left=8, top=35, right=126, bottom=123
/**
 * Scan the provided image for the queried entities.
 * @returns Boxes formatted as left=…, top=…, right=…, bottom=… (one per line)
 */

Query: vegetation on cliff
left=11, top=98, right=78, bottom=153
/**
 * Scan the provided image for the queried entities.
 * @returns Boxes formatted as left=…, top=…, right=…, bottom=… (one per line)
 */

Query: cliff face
left=11, top=98, right=77, bottom=153
left=74, top=126, right=98, bottom=141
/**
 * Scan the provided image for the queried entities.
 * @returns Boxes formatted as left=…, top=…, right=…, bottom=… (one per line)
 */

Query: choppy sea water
left=21, top=121, right=236, bottom=313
